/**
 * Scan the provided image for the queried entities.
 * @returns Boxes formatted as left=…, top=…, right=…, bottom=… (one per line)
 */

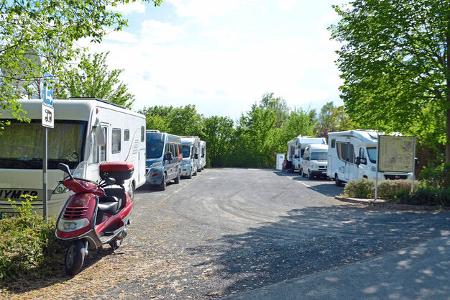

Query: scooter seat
left=98, top=199, right=119, bottom=214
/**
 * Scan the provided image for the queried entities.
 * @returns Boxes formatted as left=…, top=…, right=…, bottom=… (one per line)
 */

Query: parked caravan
left=286, top=136, right=327, bottom=172
left=300, top=144, right=329, bottom=179
left=180, top=136, right=200, bottom=178
left=199, top=141, right=207, bottom=171
left=0, top=99, right=146, bottom=217
left=146, top=131, right=182, bottom=190
left=327, top=130, right=412, bottom=186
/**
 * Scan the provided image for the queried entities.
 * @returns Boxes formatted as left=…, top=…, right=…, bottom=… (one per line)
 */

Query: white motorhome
left=0, top=99, right=146, bottom=217
left=180, top=136, right=200, bottom=178
left=287, top=136, right=327, bottom=172
left=300, top=144, right=329, bottom=179
left=327, top=130, right=412, bottom=186
left=199, top=140, right=207, bottom=171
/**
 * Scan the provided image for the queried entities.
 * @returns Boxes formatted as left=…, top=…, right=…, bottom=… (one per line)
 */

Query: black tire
left=187, top=172, right=193, bottom=179
left=299, top=168, right=304, bottom=177
left=160, top=174, right=167, bottom=191
left=335, top=174, right=344, bottom=187
left=64, top=240, right=86, bottom=276
left=174, top=172, right=181, bottom=184
left=307, top=170, right=312, bottom=180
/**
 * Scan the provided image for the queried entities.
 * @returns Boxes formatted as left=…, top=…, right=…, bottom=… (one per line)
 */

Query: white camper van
left=180, top=136, right=200, bottom=178
left=0, top=99, right=146, bottom=217
left=327, top=130, right=412, bottom=186
left=300, top=144, right=329, bottom=179
left=199, top=140, right=207, bottom=171
left=286, top=136, right=327, bottom=172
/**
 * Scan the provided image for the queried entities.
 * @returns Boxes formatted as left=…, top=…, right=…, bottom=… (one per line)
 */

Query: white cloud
left=86, top=0, right=344, bottom=118
left=110, top=1, right=146, bottom=15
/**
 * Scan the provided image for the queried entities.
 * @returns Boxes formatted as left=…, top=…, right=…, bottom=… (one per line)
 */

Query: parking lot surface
left=10, top=169, right=450, bottom=299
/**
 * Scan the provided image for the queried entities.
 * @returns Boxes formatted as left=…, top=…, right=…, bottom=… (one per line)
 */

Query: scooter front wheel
left=64, top=240, right=87, bottom=276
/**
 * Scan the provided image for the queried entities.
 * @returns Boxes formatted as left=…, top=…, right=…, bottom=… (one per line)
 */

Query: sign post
left=375, top=135, right=416, bottom=202
left=41, top=74, right=54, bottom=221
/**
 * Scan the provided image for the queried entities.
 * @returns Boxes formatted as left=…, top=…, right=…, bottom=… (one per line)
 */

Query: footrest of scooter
left=100, top=227, right=123, bottom=244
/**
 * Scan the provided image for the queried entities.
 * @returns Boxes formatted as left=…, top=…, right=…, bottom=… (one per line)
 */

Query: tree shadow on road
left=188, top=205, right=450, bottom=298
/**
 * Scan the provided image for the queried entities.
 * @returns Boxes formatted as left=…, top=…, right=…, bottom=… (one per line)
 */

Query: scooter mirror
left=57, top=163, right=73, bottom=180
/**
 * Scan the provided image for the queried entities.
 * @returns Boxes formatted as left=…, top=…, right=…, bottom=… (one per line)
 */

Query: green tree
left=315, top=102, right=354, bottom=137
left=0, top=0, right=161, bottom=123
left=330, top=0, right=450, bottom=165
left=55, top=52, right=134, bottom=108
left=203, top=116, right=235, bottom=167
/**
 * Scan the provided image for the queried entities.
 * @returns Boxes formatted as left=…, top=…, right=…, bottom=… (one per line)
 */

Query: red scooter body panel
left=56, top=193, right=97, bottom=239
left=63, top=178, right=104, bottom=196
left=95, top=195, right=133, bottom=234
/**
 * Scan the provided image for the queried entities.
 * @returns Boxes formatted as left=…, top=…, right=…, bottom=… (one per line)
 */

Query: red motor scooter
left=55, top=161, right=134, bottom=275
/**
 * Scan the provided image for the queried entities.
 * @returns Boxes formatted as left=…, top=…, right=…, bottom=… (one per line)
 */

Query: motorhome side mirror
left=164, top=152, right=173, bottom=161
left=294, top=155, right=299, bottom=159
left=355, top=157, right=361, bottom=165
left=194, top=154, right=199, bottom=159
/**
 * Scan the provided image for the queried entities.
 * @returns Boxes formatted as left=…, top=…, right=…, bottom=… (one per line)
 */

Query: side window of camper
left=141, top=126, right=145, bottom=142
left=336, top=142, right=355, bottom=163
left=124, top=129, right=130, bottom=141
left=359, top=148, right=366, bottom=159
left=112, top=128, right=121, bottom=154
left=331, top=139, right=336, bottom=148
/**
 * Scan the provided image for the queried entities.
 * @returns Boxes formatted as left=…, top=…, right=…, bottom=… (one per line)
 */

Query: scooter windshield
left=72, top=161, right=89, bottom=180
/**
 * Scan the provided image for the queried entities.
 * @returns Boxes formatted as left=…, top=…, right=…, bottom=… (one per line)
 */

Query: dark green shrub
left=419, top=163, right=450, bottom=188
left=438, top=188, right=450, bottom=207
left=377, top=180, right=416, bottom=201
left=344, top=179, right=374, bottom=198
left=0, top=196, right=63, bottom=282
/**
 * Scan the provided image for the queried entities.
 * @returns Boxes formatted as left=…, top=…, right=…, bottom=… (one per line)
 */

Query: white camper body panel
left=287, top=136, right=327, bottom=171
left=301, top=144, right=329, bottom=179
left=180, top=136, right=200, bottom=175
left=0, top=99, right=146, bottom=217
left=199, top=141, right=207, bottom=170
left=326, top=130, right=412, bottom=184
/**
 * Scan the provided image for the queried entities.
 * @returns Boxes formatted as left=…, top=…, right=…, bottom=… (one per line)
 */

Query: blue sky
left=91, top=0, right=347, bottom=119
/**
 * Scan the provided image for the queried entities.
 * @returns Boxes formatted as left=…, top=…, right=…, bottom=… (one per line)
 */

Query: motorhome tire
left=335, top=174, right=344, bottom=187
left=174, top=172, right=180, bottom=184
left=64, top=240, right=86, bottom=276
left=160, top=175, right=167, bottom=191
left=307, top=170, right=311, bottom=179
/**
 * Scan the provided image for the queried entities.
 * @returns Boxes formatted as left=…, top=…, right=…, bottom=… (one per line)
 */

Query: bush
left=344, top=179, right=374, bottom=198
left=398, top=187, right=450, bottom=207
left=0, top=196, right=63, bottom=282
left=377, top=180, right=416, bottom=201
left=419, top=163, right=450, bottom=188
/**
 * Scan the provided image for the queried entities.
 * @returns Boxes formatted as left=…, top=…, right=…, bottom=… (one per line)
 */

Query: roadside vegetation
left=0, top=197, right=62, bottom=284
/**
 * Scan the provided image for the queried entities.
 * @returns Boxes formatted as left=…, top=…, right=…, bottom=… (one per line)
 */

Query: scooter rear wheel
left=64, top=240, right=86, bottom=276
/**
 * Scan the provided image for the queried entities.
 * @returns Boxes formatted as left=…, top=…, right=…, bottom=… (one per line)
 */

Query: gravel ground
left=3, top=168, right=450, bottom=299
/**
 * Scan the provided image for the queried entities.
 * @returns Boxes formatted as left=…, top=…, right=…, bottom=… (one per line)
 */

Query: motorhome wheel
left=160, top=174, right=167, bottom=191
left=174, top=172, right=180, bottom=184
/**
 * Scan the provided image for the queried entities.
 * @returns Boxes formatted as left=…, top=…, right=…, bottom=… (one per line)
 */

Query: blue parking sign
left=42, top=73, right=54, bottom=107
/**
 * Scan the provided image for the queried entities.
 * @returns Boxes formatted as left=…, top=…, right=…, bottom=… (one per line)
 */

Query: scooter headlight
left=57, top=218, right=89, bottom=232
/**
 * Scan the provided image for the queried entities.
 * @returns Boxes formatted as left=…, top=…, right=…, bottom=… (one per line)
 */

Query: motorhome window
left=112, top=128, right=121, bottom=154
left=124, top=129, right=130, bottom=141
left=202, top=147, right=205, bottom=157
left=182, top=145, right=191, bottom=158
left=331, top=139, right=336, bottom=148
left=367, top=147, right=377, bottom=163
left=141, top=126, right=145, bottom=142
left=311, top=151, right=327, bottom=161
left=0, top=120, right=86, bottom=169
left=336, top=142, right=355, bottom=163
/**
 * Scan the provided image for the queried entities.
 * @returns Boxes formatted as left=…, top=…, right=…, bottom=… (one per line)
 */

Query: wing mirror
left=164, top=152, right=173, bottom=161
left=57, top=163, right=73, bottom=180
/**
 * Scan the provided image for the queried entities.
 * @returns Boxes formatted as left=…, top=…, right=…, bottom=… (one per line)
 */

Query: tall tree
left=315, top=102, right=354, bottom=137
left=331, top=0, right=450, bottom=163
left=55, top=52, right=134, bottom=108
left=0, top=0, right=161, bottom=123
left=203, top=116, right=235, bottom=167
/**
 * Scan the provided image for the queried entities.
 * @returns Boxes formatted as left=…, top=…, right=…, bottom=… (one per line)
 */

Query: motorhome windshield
left=146, top=133, right=164, bottom=159
left=182, top=145, right=191, bottom=158
left=311, top=151, right=327, bottom=161
left=0, top=120, right=86, bottom=169
left=367, top=147, right=377, bottom=163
